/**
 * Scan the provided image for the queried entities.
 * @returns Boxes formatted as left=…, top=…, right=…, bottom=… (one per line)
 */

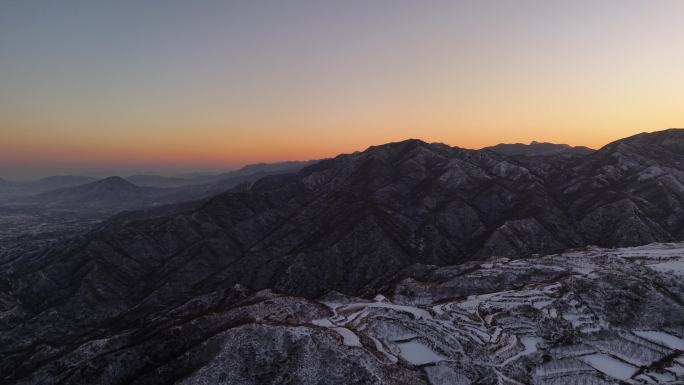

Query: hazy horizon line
left=0, top=135, right=601, bottom=182
left=6, top=127, right=684, bottom=181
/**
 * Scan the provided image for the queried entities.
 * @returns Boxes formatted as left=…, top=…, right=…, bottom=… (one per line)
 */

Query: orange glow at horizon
left=1, top=1, right=683, bottom=176
left=1, top=121, right=678, bottom=170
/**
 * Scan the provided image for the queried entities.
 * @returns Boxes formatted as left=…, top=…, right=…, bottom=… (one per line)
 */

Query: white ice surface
left=397, top=340, right=446, bottom=365
left=311, top=318, right=334, bottom=327
left=578, top=353, right=638, bottom=380
left=634, top=331, right=684, bottom=350
left=311, top=318, right=361, bottom=347
left=648, top=260, right=684, bottom=276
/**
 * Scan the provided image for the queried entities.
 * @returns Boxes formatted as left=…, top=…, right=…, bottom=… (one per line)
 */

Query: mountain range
left=0, top=161, right=316, bottom=209
left=484, top=141, right=594, bottom=156
left=33, top=176, right=165, bottom=208
left=2, top=129, right=684, bottom=384
left=125, top=161, right=316, bottom=188
left=19, top=129, right=683, bottom=293
left=0, top=175, right=98, bottom=198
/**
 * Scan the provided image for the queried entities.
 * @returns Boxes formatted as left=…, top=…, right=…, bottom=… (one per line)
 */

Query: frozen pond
left=397, top=340, right=446, bottom=365
left=579, top=354, right=638, bottom=380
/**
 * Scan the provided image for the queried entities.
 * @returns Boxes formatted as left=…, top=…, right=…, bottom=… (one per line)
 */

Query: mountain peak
left=361, top=138, right=454, bottom=159
left=625, top=128, right=684, bottom=145
left=530, top=140, right=569, bottom=147
left=97, top=175, right=134, bottom=186
left=485, top=141, right=593, bottom=156
left=35, top=175, right=144, bottom=207
left=365, top=138, right=430, bottom=152
left=599, top=128, right=684, bottom=155
left=87, top=176, right=142, bottom=194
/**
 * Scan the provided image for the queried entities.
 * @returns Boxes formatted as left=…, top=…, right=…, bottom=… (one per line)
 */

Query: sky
left=1, top=0, right=683, bottom=179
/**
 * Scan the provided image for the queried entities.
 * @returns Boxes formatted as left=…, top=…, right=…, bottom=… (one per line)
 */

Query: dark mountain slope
left=553, top=128, right=684, bottom=246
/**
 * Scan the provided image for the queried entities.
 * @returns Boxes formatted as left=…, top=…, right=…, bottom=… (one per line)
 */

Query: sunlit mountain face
left=1, top=1, right=684, bottom=384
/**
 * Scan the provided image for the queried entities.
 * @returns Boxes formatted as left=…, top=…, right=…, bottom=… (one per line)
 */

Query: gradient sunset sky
left=1, top=1, right=683, bottom=179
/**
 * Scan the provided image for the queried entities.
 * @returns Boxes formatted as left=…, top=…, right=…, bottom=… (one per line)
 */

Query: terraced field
left=301, top=243, right=684, bottom=384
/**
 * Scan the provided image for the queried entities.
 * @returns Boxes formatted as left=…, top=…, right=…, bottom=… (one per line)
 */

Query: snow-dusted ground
left=304, top=242, right=684, bottom=385
left=607, top=242, right=684, bottom=277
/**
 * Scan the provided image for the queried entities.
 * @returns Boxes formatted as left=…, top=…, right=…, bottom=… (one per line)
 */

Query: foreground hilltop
left=3, top=242, right=684, bottom=384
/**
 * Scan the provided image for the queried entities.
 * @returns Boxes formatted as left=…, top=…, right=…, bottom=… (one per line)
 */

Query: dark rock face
left=2, top=129, right=684, bottom=384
